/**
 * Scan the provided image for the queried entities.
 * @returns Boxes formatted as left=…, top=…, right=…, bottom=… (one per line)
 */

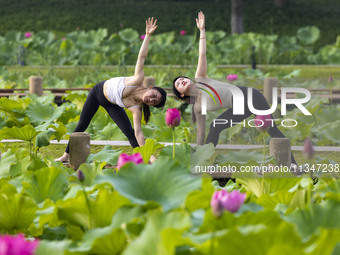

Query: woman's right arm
left=125, top=17, right=157, bottom=86
left=195, top=11, right=208, bottom=79
left=194, top=104, right=206, bottom=145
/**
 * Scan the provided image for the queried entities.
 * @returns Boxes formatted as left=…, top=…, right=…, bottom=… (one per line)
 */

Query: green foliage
left=96, top=157, right=201, bottom=211
left=0, top=25, right=339, bottom=66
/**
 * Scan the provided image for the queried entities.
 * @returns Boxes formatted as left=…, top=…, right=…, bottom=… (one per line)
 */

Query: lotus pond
left=1, top=68, right=340, bottom=254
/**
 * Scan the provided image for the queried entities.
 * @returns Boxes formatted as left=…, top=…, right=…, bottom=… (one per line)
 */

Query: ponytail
left=142, top=103, right=151, bottom=124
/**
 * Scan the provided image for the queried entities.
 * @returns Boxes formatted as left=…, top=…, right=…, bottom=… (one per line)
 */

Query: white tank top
left=105, top=77, right=139, bottom=108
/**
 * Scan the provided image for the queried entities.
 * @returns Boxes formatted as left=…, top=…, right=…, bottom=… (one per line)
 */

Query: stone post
left=69, top=132, right=90, bottom=170
left=143, top=77, right=156, bottom=88
left=263, top=77, right=278, bottom=105
left=29, top=76, right=43, bottom=96
left=269, top=138, right=291, bottom=166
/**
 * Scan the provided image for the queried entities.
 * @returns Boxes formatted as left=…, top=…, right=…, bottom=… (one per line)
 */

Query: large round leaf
left=118, top=28, right=139, bottom=43
left=0, top=125, right=38, bottom=141
left=22, top=167, right=69, bottom=204
left=26, top=101, right=64, bottom=126
left=96, top=157, right=201, bottom=211
left=297, top=26, right=320, bottom=45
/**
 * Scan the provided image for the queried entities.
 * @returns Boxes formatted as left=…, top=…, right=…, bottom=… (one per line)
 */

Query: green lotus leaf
left=159, top=142, right=191, bottom=168
left=0, top=149, right=17, bottom=177
left=27, top=157, right=48, bottom=171
left=283, top=200, right=340, bottom=239
left=59, top=38, right=75, bottom=56
left=185, top=177, right=214, bottom=212
left=111, top=205, right=145, bottom=229
left=57, top=186, right=130, bottom=231
left=256, top=190, right=297, bottom=210
left=78, top=162, right=105, bottom=187
left=67, top=227, right=126, bottom=254
left=133, top=138, right=164, bottom=163
left=118, top=28, right=139, bottom=43
left=200, top=222, right=306, bottom=255
left=123, top=210, right=191, bottom=255
left=86, top=145, right=121, bottom=166
left=206, top=30, right=227, bottom=43
left=315, top=120, right=340, bottom=145
left=96, top=157, right=201, bottom=211
left=0, top=97, right=30, bottom=115
left=22, top=167, right=69, bottom=204
left=306, top=228, right=340, bottom=255
left=36, top=240, right=72, bottom=255
left=0, top=124, right=38, bottom=141
left=190, top=143, right=216, bottom=170
left=297, top=26, right=320, bottom=45
left=0, top=184, right=38, bottom=233
left=235, top=172, right=301, bottom=197
left=214, top=150, right=275, bottom=164
left=153, top=32, right=175, bottom=45
left=26, top=93, right=55, bottom=105
left=26, top=100, right=64, bottom=126
left=35, top=129, right=54, bottom=148
left=48, top=122, right=68, bottom=141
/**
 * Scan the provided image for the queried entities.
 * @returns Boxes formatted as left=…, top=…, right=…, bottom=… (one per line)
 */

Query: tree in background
left=231, top=0, right=243, bottom=34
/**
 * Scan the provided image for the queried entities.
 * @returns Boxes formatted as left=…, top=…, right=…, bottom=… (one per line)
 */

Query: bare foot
left=55, top=152, right=69, bottom=162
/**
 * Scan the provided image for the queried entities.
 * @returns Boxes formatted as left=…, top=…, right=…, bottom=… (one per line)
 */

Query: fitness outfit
left=65, top=79, right=139, bottom=153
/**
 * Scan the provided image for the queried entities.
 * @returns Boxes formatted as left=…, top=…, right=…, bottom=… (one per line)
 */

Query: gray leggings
left=204, top=86, right=297, bottom=164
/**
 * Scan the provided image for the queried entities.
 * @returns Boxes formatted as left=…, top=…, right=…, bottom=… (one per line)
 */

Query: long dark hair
left=142, top=86, right=167, bottom=123
left=172, top=76, right=197, bottom=123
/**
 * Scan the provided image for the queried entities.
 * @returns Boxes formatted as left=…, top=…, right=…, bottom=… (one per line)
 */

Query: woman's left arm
left=126, top=17, right=157, bottom=86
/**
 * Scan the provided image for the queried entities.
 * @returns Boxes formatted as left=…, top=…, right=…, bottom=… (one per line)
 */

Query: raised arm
left=195, top=11, right=208, bottom=79
left=126, top=17, right=158, bottom=86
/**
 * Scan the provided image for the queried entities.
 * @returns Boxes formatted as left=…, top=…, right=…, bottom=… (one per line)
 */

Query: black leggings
left=65, top=81, right=139, bottom=153
left=205, top=86, right=297, bottom=164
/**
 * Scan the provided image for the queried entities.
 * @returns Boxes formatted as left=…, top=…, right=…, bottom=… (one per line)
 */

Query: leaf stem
left=172, top=127, right=176, bottom=159
left=82, top=185, right=92, bottom=229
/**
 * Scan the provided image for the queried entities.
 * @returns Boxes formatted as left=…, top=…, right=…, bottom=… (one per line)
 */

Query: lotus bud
left=77, top=170, right=85, bottom=182
left=303, top=137, right=314, bottom=160
left=254, top=115, right=272, bottom=132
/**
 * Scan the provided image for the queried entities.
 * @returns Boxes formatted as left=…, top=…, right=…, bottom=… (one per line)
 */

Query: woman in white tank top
left=55, top=17, right=167, bottom=163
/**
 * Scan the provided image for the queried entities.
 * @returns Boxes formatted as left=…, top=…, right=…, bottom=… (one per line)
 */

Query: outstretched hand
left=196, top=11, right=205, bottom=31
left=145, top=17, right=157, bottom=35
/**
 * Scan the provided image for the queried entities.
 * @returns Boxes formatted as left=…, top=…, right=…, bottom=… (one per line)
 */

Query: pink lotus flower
left=227, top=74, right=238, bottom=81
left=254, top=115, right=272, bottom=132
left=0, top=234, right=39, bottom=255
left=180, top=30, right=186, bottom=36
left=303, top=138, right=314, bottom=160
left=117, top=153, right=143, bottom=170
left=165, top=108, right=181, bottom=127
left=329, top=76, right=333, bottom=83
left=24, top=32, right=32, bottom=38
left=140, top=34, right=146, bottom=41
left=211, top=190, right=246, bottom=217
